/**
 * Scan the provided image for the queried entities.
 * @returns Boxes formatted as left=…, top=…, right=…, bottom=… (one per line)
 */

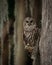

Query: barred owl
left=23, top=17, right=40, bottom=65
left=23, top=17, right=38, bottom=53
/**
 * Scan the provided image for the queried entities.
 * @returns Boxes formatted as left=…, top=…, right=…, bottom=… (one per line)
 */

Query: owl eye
left=30, top=20, right=33, bottom=23
left=26, top=21, right=28, bottom=23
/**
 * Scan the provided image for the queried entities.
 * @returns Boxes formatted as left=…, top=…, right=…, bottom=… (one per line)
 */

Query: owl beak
left=28, top=23, right=31, bottom=26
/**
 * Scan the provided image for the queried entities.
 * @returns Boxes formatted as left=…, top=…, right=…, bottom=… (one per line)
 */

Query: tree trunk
left=0, top=0, right=8, bottom=65
left=39, top=0, right=52, bottom=65
left=14, top=0, right=25, bottom=65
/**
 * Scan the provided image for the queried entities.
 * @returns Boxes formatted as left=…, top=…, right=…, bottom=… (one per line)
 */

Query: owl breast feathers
left=23, top=17, right=37, bottom=49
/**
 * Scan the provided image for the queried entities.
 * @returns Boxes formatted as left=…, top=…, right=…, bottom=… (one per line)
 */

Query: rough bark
left=14, top=0, right=25, bottom=65
left=39, top=0, right=52, bottom=65
left=0, top=0, right=8, bottom=65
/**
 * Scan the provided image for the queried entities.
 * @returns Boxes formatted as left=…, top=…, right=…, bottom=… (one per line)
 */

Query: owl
left=23, top=17, right=38, bottom=53
left=23, top=17, right=40, bottom=65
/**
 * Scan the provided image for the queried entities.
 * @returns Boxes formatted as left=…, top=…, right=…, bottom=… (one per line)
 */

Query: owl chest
left=24, top=31, right=35, bottom=46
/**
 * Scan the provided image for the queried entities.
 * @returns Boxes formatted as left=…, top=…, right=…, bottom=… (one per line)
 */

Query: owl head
left=23, top=17, right=36, bottom=32
left=24, top=17, right=35, bottom=26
